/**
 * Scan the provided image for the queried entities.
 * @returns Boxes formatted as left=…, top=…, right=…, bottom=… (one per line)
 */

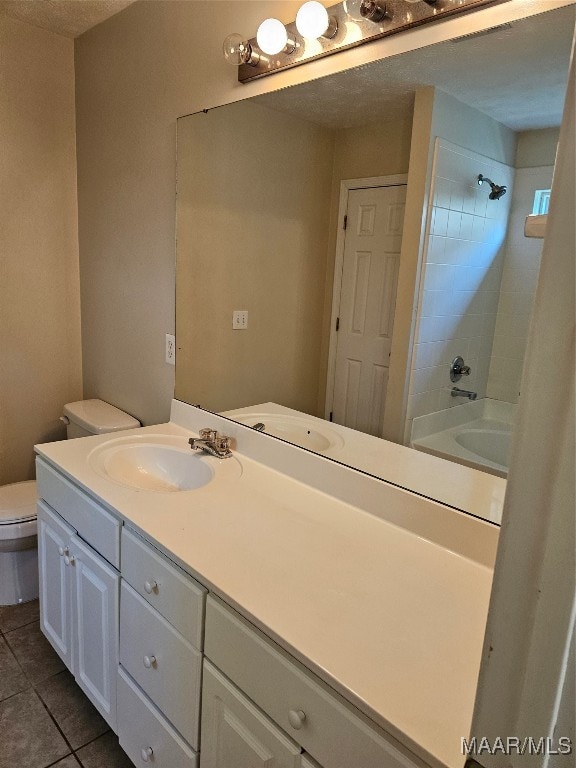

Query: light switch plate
left=233, top=311, right=248, bottom=330
left=165, top=333, right=176, bottom=365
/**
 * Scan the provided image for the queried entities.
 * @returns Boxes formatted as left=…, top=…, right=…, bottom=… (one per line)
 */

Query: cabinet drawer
left=120, top=581, right=202, bottom=749
left=117, top=666, right=198, bottom=768
left=122, top=527, right=205, bottom=648
left=202, top=660, right=303, bottom=768
left=302, top=757, right=323, bottom=768
left=36, top=458, right=120, bottom=568
left=205, top=597, right=422, bottom=768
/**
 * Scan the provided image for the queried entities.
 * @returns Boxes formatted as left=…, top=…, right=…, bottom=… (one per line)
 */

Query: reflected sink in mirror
left=222, top=405, right=345, bottom=453
left=89, top=434, right=242, bottom=492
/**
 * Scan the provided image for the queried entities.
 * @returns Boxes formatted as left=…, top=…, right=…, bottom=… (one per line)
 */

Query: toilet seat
left=0, top=481, right=37, bottom=536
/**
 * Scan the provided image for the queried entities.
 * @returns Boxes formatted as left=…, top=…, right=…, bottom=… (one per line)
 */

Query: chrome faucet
left=189, top=428, right=233, bottom=459
left=451, top=387, right=477, bottom=401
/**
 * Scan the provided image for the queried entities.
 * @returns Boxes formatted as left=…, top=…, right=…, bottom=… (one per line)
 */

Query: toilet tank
left=63, top=399, right=140, bottom=439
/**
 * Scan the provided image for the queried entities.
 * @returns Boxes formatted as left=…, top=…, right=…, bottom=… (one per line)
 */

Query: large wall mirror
left=176, top=4, right=574, bottom=518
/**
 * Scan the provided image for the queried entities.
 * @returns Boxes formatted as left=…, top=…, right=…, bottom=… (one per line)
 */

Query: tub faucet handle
left=450, top=356, right=471, bottom=382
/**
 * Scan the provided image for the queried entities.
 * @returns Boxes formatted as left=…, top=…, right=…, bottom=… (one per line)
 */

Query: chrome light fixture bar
left=226, top=0, right=512, bottom=83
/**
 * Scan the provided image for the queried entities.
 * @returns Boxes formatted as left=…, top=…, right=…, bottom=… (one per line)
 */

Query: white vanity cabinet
left=201, top=660, right=304, bottom=768
left=37, top=494, right=119, bottom=731
left=204, top=596, right=425, bottom=768
left=117, top=527, right=206, bottom=768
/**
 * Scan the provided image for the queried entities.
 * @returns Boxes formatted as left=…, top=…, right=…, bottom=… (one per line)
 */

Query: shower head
left=478, top=174, right=507, bottom=200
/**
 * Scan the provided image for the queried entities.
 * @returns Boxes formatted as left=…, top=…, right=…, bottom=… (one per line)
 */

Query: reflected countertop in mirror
left=219, top=400, right=506, bottom=524
left=175, top=3, right=574, bottom=521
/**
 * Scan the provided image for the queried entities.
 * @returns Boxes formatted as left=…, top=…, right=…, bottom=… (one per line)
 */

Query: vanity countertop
left=36, top=412, right=497, bottom=768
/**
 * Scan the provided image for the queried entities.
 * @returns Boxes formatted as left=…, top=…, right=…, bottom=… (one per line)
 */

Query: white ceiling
left=0, top=0, right=137, bottom=37
left=255, top=5, right=575, bottom=131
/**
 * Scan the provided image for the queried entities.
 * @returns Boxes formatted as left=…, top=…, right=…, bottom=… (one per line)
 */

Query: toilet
left=0, top=399, right=140, bottom=606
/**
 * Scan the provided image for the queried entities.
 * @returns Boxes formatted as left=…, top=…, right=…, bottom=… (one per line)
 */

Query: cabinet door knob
left=58, top=546, right=69, bottom=557
left=144, top=579, right=158, bottom=594
left=143, top=655, right=157, bottom=669
left=64, top=555, right=75, bottom=566
left=288, top=709, right=307, bottom=730
left=141, top=746, right=154, bottom=762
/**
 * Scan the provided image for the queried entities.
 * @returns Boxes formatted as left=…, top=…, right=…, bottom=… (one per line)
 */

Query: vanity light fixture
left=343, top=0, right=390, bottom=23
left=225, top=0, right=513, bottom=82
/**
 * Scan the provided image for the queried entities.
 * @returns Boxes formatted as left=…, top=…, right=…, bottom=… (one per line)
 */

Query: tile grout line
left=1, top=613, right=88, bottom=764
left=1, top=607, right=117, bottom=766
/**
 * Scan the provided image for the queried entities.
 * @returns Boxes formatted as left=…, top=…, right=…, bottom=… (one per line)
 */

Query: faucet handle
left=214, top=435, right=231, bottom=453
left=450, top=356, right=471, bottom=382
left=199, top=428, right=217, bottom=441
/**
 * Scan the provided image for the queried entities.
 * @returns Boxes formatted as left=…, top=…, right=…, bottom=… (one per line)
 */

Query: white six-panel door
left=332, top=184, right=406, bottom=436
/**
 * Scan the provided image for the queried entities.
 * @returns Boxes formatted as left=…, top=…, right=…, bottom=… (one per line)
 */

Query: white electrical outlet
left=232, top=310, right=248, bottom=330
left=165, top=333, right=176, bottom=365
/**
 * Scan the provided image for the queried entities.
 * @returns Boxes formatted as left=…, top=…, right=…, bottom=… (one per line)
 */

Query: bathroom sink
left=88, top=434, right=241, bottom=492
left=227, top=412, right=345, bottom=452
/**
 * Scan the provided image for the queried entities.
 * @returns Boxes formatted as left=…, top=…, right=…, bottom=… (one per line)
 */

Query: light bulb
left=222, top=33, right=259, bottom=66
left=256, top=18, right=295, bottom=55
left=296, top=1, right=337, bottom=40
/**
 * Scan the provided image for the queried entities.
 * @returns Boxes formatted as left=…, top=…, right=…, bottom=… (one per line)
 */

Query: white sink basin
left=227, top=412, right=344, bottom=452
left=88, top=434, right=241, bottom=492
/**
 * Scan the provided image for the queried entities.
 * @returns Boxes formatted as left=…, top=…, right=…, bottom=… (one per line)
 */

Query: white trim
left=324, top=174, right=408, bottom=421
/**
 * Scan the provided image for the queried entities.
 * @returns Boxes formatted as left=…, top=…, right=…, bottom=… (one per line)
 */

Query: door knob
left=141, top=746, right=154, bottom=762
left=143, top=655, right=157, bottom=669
left=58, top=546, right=69, bottom=557
left=64, top=554, right=75, bottom=566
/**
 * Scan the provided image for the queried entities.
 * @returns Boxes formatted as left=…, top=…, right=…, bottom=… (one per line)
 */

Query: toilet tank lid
left=0, top=480, right=37, bottom=523
left=63, top=399, right=141, bottom=434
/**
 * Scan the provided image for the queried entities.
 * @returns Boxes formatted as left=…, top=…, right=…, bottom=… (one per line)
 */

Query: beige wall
left=0, top=16, right=81, bottom=484
left=176, top=101, right=334, bottom=414
left=516, top=126, right=560, bottom=168
left=75, top=0, right=309, bottom=426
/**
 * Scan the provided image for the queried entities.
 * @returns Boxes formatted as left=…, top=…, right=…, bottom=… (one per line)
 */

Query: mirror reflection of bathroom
left=175, top=5, right=573, bottom=483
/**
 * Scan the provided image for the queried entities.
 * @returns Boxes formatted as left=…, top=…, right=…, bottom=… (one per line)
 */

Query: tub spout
left=451, top=387, right=477, bottom=401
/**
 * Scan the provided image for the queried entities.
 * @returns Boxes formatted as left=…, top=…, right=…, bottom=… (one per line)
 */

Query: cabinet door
left=37, top=501, right=74, bottom=668
left=71, top=533, right=119, bottom=731
left=202, top=661, right=303, bottom=768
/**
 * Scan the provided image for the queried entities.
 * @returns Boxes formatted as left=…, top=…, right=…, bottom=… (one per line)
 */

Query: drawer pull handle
left=141, top=746, right=154, bottom=762
left=58, top=546, right=69, bottom=557
left=288, top=709, right=307, bottom=730
left=64, top=554, right=75, bottom=566
left=143, top=655, right=157, bottom=669
left=144, top=579, right=158, bottom=594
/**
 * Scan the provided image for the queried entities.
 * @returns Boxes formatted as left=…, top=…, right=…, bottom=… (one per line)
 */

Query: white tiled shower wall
left=486, top=165, right=553, bottom=402
left=406, top=139, right=514, bottom=437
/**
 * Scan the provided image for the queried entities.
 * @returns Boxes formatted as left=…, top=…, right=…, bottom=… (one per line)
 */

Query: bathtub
left=411, top=399, right=516, bottom=478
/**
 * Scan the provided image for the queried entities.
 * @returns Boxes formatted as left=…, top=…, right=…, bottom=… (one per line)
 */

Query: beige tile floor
left=0, top=600, right=133, bottom=768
